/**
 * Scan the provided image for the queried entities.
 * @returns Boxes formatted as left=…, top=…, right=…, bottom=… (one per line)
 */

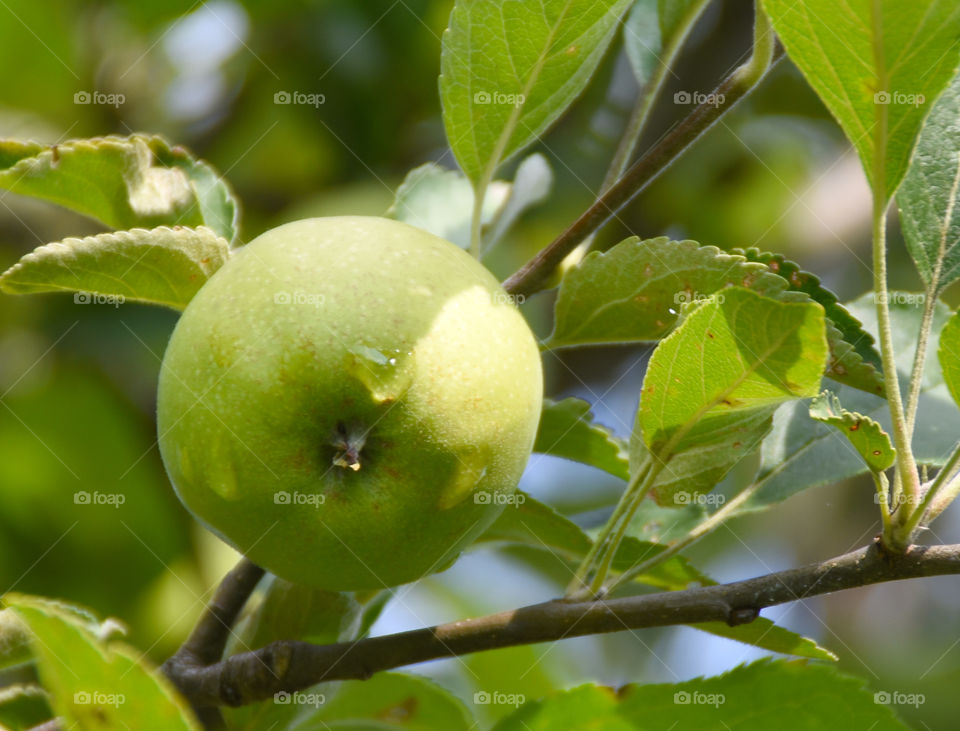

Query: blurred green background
left=0, top=0, right=956, bottom=728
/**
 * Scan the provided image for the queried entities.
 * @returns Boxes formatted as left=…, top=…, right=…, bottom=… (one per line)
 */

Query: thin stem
left=469, top=176, right=488, bottom=259
left=874, top=470, right=893, bottom=540
left=873, top=205, right=921, bottom=543
left=566, top=460, right=650, bottom=596
left=899, top=440, right=960, bottom=538
left=502, top=5, right=780, bottom=297
left=163, top=558, right=264, bottom=682
left=605, top=479, right=762, bottom=594
left=903, top=290, right=937, bottom=435
left=587, top=462, right=664, bottom=596
left=903, top=154, right=960, bottom=439
left=603, top=0, right=712, bottom=192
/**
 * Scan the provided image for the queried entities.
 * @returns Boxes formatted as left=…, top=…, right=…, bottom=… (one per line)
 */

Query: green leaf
left=492, top=684, right=632, bottom=731
left=0, top=226, right=230, bottom=310
left=496, top=660, right=909, bottom=730
left=691, top=620, right=837, bottom=662
left=387, top=154, right=551, bottom=253
left=5, top=594, right=200, bottom=731
left=227, top=575, right=361, bottom=653
left=761, top=0, right=960, bottom=202
left=899, top=70, right=960, bottom=294
left=0, top=685, right=50, bottom=731
left=733, top=247, right=883, bottom=381
left=440, top=0, right=632, bottom=184
left=289, top=672, right=474, bottom=731
left=548, top=238, right=880, bottom=395
left=809, top=390, right=896, bottom=472
left=0, top=609, right=32, bottom=671
left=387, top=163, right=509, bottom=249
left=0, top=135, right=239, bottom=241
left=624, top=0, right=708, bottom=86
left=534, top=398, right=629, bottom=480
left=748, top=294, right=958, bottom=510
left=939, top=309, right=960, bottom=409
left=636, top=287, right=828, bottom=504
left=548, top=237, right=788, bottom=347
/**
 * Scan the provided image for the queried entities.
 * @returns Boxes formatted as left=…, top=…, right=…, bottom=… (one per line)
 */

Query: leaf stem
left=604, top=479, right=761, bottom=594
left=469, top=179, right=487, bottom=259
left=503, top=2, right=780, bottom=297
left=898, top=440, right=960, bottom=538
left=603, top=0, right=713, bottom=192
left=586, top=461, right=664, bottom=597
left=903, top=154, right=960, bottom=440
left=872, top=204, right=921, bottom=546
left=566, top=460, right=651, bottom=597
left=903, top=287, right=938, bottom=436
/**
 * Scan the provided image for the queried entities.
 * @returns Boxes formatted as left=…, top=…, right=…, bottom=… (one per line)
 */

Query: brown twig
left=163, top=541, right=960, bottom=708
left=501, top=43, right=782, bottom=297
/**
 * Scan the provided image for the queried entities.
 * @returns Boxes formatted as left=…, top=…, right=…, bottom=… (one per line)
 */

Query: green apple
left=157, top=216, right=543, bottom=591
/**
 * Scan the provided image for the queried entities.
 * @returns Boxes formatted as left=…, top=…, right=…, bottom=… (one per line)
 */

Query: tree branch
left=501, top=41, right=782, bottom=298
left=162, top=558, right=264, bottom=727
left=164, top=558, right=265, bottom=670
left=165, top=541, right=960, bottom=709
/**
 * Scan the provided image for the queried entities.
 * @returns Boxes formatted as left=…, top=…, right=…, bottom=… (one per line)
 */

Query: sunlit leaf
left=761, top=0, right=960, bottom=201
left=0, top=226, right=230, bottom=310
left=635, top=287, right=827, bottom=504
left=747, top=294, right=957, bottom=510
left=5, top=594, right=199, bottom=731
left=440, top=0, right=632, bottom=184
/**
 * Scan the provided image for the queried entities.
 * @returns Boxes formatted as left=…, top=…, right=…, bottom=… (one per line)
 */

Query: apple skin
left=157, top=216, right=543, bottom=590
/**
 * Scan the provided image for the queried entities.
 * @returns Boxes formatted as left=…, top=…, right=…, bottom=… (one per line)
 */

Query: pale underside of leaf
left=0, top=226, right=230, bottom=310
left=0, top=135, right=239, bottom=242
left=899, top=70, right=960, bottom=294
